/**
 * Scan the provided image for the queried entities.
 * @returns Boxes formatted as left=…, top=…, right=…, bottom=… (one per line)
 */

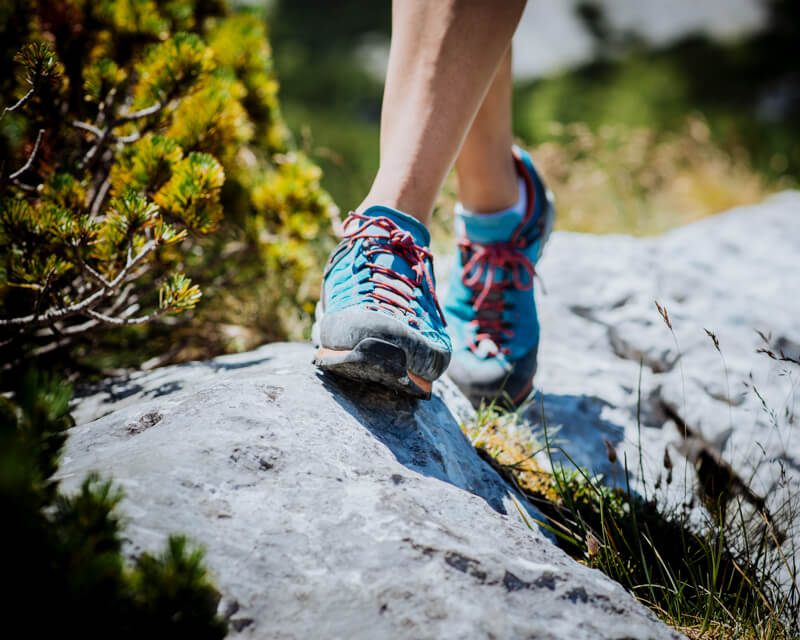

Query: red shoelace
left=459, top=239, right=535, bottom=356
left=458, top=148, right=539, bottom=357
left=342, top=212, right=446, bottom=327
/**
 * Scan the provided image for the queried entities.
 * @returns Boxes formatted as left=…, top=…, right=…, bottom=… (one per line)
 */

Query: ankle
left=455, top=153, right=518, bottom=213
left=456, top=173, right=526, bottom=222
left=358, top=170, right=438, bottom=225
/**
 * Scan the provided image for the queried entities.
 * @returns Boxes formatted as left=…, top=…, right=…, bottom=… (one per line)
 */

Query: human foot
left=443, top=146, right=555, bottom=407
left=313, top=207, right=451, bottom=399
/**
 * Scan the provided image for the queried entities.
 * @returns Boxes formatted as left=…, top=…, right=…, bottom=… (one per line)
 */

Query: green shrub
left=0, top=371, right=227, bottom=637
left=0, top=0, right=337, bottom=378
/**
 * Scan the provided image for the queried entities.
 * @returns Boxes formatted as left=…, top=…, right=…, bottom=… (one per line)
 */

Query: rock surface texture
left=64, top=192, right=800, bottom=638
left=64, top=342, right=678, bottom=639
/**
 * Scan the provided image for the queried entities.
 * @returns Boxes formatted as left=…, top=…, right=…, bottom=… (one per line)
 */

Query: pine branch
left=34, top=319, right=99, bottom=352
left=89, top=177, right=112, bottom=219
left=80, top=92, right=172, bottom=172
left=86, top=305, right=170, bottom=326
left=79, top=126, right=111, bottom=171
left=115, top=131, right=142, bottom=144
left=34, top=283, right=138, bottom=345
left=75, top=251, right=112, bottom=290
left=0, top=240, right=157, bottom=328
left=104, top=282, right=137, bottom=316
left=74, top=120, right=140, bottom=146
left=9, top=128, right=45, bottom=180
left=71, top=120, right=104, bottom=138
left=0, top=87, right=35, bottom=121
left=113, top=100, right=164, bottom=125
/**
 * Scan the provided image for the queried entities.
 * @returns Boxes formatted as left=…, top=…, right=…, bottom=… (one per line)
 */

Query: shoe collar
left=455, top=147, right=539, bottom=246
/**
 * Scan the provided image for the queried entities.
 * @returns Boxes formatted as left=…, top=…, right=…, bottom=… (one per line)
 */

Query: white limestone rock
left=64, top=343, right=679, bottom=639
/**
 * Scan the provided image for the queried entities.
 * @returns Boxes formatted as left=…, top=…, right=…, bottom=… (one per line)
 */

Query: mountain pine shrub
left=0, top=0, right=337, bottom=378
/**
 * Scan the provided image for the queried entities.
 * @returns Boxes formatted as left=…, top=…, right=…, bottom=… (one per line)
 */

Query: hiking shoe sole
left=313, top=337, right=433, bottom=399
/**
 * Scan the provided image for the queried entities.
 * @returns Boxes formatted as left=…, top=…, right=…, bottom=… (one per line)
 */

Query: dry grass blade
left=654, top=299, right=672, bottom=330
left=705, top=328, right=721, bottom=352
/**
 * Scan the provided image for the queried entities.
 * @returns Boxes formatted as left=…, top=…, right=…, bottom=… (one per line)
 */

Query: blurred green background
left=264, top=0, right=798, bottom=236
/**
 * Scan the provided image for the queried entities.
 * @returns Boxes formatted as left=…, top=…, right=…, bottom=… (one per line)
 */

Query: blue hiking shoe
left=312, top=206, right=451, bottom=399
left=443, top=146, right=555, bottom=408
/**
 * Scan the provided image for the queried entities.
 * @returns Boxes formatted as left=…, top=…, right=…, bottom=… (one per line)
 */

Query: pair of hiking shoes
left=312, top=146, right=555, bottom=408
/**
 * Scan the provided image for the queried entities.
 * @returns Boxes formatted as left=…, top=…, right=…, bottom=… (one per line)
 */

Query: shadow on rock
left=319, top=371, right=513, bottom=515
left=74, top=354, right=274, bottom=409
left=522, top=391, right=625, bottom=482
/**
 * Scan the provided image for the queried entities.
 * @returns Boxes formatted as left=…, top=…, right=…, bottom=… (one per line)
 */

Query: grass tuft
left=461, top=390, right=799, bottom=640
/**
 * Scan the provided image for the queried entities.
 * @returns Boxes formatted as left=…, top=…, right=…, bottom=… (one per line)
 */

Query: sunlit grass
left=459, top=322, right=800, bottom=640
left=461, top=398, right=798, bottom=640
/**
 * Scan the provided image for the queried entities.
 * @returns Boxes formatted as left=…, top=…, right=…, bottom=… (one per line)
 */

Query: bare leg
left=455, top=48, right=518, bottom=213
left=358, top=0, right=526, bottom=226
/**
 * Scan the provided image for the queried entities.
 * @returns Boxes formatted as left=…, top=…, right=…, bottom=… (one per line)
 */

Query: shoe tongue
left=358, top=205, right=431, bottom=247
left=455, top=205, right=523, bottom=243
